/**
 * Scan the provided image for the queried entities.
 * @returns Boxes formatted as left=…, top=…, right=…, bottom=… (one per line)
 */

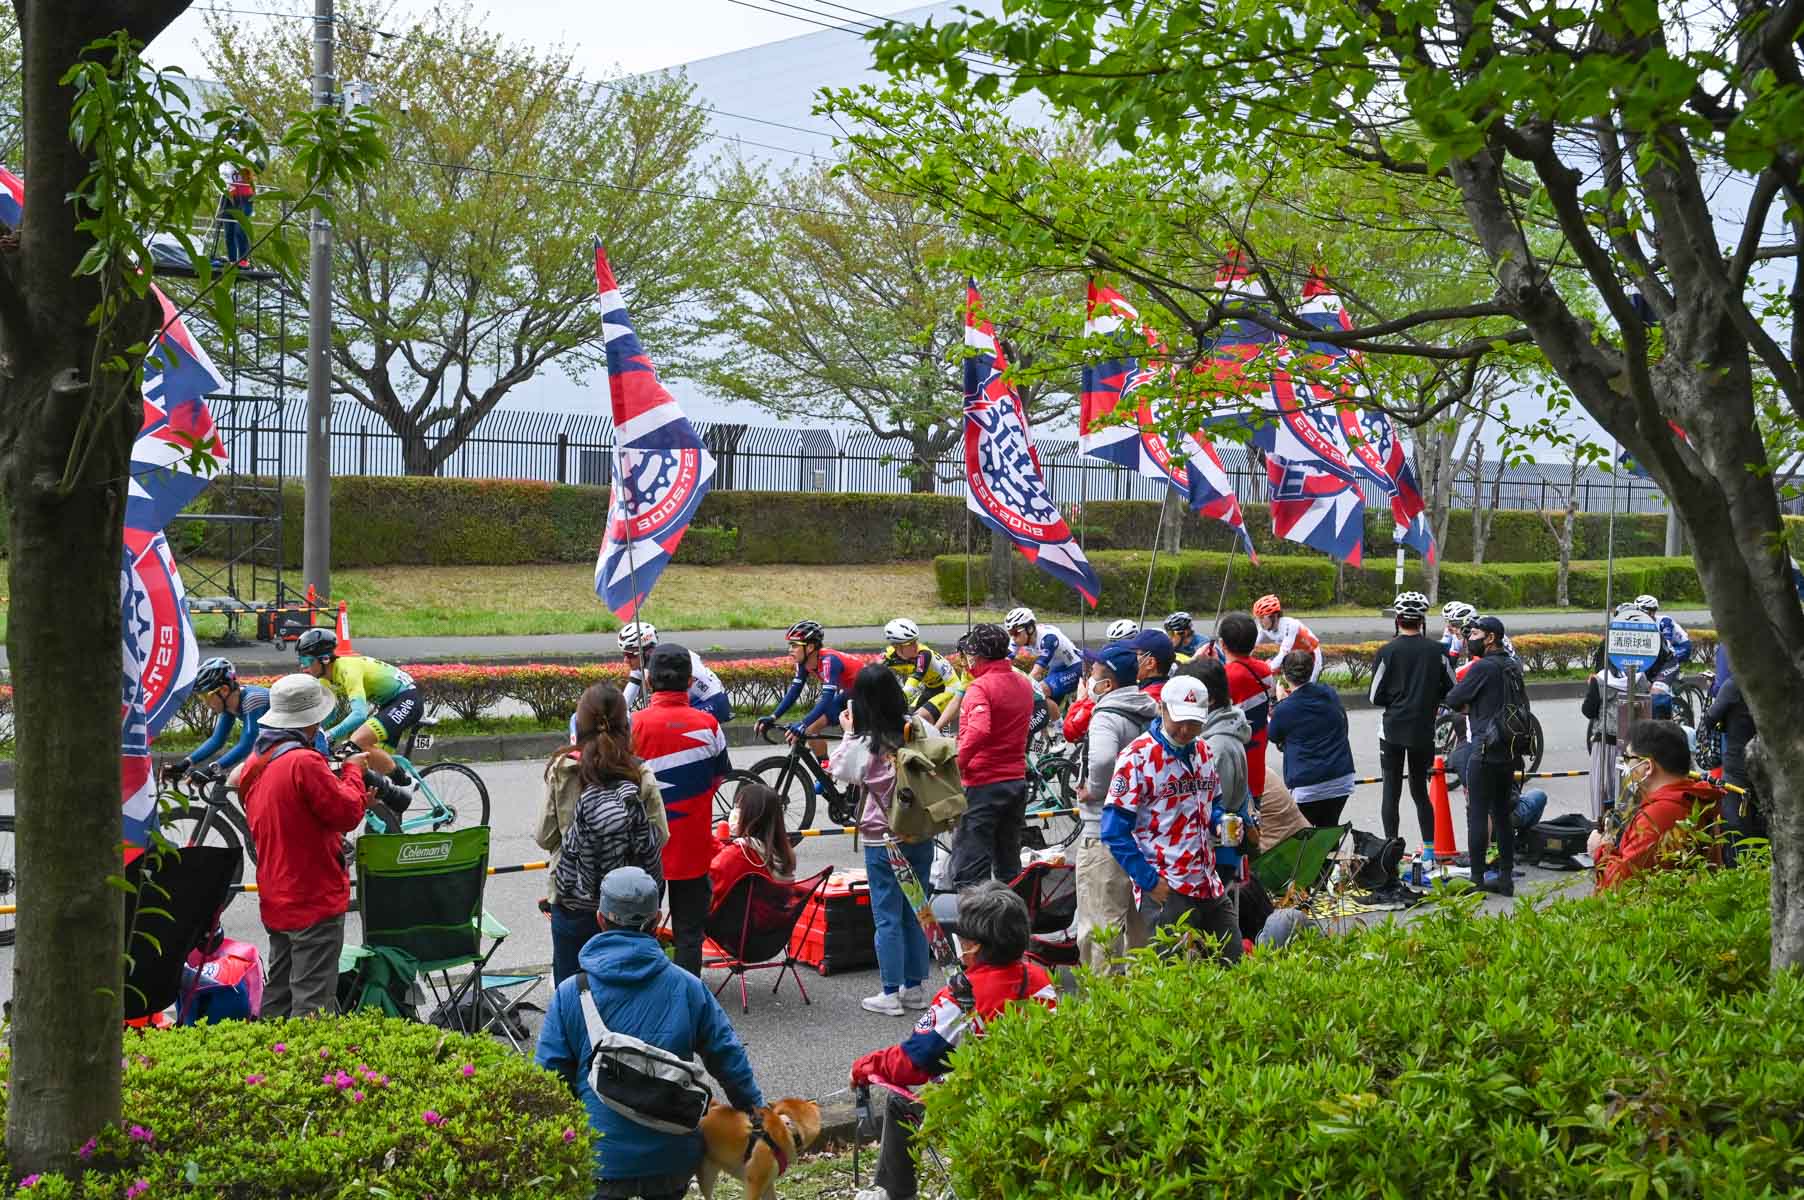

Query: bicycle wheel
left=1670, top=681, right=1705, bottom=728
left=753, top=753, right=817, bottom=832
left=157, top=805, right=247, bottom=897
left=1433, top=713, right=1460, bottom=759
left=713, top=770, right=765, bottom=824
left=0, top=814, right=15, bottom=947
left=1525, top=714, right=1545, bottom=776
left=418, top=762, right=490, bottom=832
left=1023, top=757, right=1082, bottom=851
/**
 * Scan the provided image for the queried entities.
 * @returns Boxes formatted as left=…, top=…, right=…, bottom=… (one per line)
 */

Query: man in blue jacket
left=536, top=867, right=764, bottom=1199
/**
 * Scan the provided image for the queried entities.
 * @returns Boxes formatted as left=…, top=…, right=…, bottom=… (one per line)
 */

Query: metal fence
left=213, top=403, right=1671, bottom=515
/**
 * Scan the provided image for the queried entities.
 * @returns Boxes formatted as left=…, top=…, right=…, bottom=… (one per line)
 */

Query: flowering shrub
left=0, top=1013, right=591, bottom=1198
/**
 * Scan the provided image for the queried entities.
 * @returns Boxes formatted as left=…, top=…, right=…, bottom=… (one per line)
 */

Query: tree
left=1468, top=439, right=1506, bottom=566
left=1536, top=455, right=1587, bottom=607
left=0, top=9, right=20, bottom=165
left=1411, top=395, right=1489, bottom=602
left=0, top=6, right=378, bottom=1176
left=864, top=0, right=1804, bottom=969
left=204, top=0, right=748, bottom=475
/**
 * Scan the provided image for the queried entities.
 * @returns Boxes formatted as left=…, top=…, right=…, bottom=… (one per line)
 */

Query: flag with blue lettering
left=966, top=281, right=1100, bottom=605
left=591, top=240, right=715, bottom=619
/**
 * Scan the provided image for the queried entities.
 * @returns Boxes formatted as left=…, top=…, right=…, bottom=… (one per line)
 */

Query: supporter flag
left=1079, top=281, right=1256, bottom=560
left=591, top=240, right=715, bottom=620
left=130, top=286, right=229, bottom=533
left=1618, top=420, right=1691, bottom=479
left=1296, top=270, right=1436, bottom=562
left=0, top=166, right=20, bottom=229
left=965, top=281, right=1100, bottom=605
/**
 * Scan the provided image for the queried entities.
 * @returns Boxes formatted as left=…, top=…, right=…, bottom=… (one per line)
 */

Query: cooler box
left=787, top=872, right=876, bottom=975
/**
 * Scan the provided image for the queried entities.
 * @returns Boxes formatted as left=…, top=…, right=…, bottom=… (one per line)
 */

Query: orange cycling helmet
left=1252, top=594, right=1283, bottom=618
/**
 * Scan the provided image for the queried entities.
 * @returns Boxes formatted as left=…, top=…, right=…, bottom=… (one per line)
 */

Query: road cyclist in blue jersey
left=1003, top=606, right=1083, bottom=724
left=1633, top=594, right=1692, bottom=684
left=160, top=657, right=290, bottom=786
left=757, top=619, right=858, bottom=759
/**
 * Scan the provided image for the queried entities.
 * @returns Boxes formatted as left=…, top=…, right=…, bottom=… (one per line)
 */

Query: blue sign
left=1607, top=619, right=1661, bottom=672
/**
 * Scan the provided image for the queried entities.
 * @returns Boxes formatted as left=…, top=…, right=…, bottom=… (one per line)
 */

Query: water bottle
left=1418, top=848, right=1436, bottom=885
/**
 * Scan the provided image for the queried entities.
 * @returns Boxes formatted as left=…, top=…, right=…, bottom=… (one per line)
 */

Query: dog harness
left=744, top=1113, right=793, bottom=1176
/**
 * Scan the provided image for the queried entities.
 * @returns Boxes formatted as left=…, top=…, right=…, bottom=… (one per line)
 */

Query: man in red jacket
left=951, top=623, right=1035, bottom=887
left=1589, top=719, right=1724, bottom=891
left=635, top=642, right=733, bottom=975
left=237, top=674, right=375, bottom=1018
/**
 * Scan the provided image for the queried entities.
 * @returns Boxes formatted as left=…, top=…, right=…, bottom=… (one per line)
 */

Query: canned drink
left=1220, top=813, right=1244, bottom=845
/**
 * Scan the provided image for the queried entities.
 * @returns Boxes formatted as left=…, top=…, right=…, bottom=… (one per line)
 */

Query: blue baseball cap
left=1084, top=642, right=1140, bottom=686
left=1129, top=629, right=1176, bottom=670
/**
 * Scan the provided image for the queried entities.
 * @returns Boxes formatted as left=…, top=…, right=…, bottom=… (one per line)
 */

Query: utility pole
left=303, top=0, right=335, bottom=598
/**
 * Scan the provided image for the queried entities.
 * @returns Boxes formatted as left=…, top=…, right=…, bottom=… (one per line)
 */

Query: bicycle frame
left=362, top=750, right=456, bottom=835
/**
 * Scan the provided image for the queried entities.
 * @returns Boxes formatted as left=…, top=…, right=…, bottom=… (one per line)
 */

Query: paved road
left=24, top=608, right=1706, bottom=671
left=0, top=698, right=1606, bottom=1109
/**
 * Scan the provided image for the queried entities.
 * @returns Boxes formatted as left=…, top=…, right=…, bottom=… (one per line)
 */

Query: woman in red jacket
left=709, top=782, right=796, bottom=903
left=949, top=624, right=1035, bottom=888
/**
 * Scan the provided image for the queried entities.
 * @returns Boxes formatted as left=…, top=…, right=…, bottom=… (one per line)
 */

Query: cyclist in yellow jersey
left=880, top=618, right=955, bottom=723
left=296, top=628, right=422, bottom=811
left=931, top=634, right=979, bottom=732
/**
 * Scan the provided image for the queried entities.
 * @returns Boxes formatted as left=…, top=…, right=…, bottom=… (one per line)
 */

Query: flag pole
left=1138, top=487, right=1173, bottom=627
left=964, top=505, right=972, bottom=635
left=615, top=443, right=643, bottom=628
left=1078, top=461, right=1089, bottom=645
left=1215, top=538, right=1238, bottom=627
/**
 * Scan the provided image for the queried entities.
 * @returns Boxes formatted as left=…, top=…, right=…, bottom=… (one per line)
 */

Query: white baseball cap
left=1160, top=675, right=1210, bottom=724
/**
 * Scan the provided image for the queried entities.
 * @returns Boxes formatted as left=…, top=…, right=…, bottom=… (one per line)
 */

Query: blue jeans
left=864, top=841, right=934, bottom=993
left=1513, top=788, right=1548, bottom=830
left=222, top=197, right=251, bottom=262
left=550, top=905, right=598, bottom=987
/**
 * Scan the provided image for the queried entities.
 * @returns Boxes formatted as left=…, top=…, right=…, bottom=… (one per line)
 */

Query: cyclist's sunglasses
left=298, top=653, right=325, bottom=668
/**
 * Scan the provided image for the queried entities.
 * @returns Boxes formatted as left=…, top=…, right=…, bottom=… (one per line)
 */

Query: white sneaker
left=861, top=991, right=904, bottom=1016
left=899, top=984, right=930, bottom=1010
left=854, top=1188, right=891, bottom=1200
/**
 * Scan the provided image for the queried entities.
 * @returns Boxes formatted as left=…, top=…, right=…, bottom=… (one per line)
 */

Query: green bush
left=0, top=1013, right=591, bottom=1198
left=673, top=525, right=740, bottom=566
left=924, top=865, right=1797, bottom=1199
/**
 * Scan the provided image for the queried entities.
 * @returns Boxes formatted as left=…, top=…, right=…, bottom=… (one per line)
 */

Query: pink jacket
left=956, top=658, right=1034, bottom=787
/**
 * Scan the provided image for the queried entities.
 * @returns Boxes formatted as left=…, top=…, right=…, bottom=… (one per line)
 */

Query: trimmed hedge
left=923, top=864, right=1794, bottom=1199
left=935, top=550, right=1708, bottom=614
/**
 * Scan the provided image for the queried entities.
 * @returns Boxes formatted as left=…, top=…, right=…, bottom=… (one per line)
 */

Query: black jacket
left=1702, top=677, right=1756, bottom=784
left=1369, top=633, right=1456, bottom=748
left=1443, top=652, right=1525, bottom=765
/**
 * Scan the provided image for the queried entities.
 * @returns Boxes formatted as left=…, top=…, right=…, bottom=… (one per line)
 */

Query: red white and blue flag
left=1296, top=271, right=1435, bottom=562
left=591, top=241, right=714, bottom=620
left=121, top=528, right=198, bottom=843
left=1079, top=282, right=1256, bottom=560
left=0, top=166, right=21, bottom=230
left=965, top=281, right=1100, bottom=606
left=130, top=286, right=228, bottom=534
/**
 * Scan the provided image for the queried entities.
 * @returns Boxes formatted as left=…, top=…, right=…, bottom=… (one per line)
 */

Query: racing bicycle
left=746, top=726, right=860, bottom=832
left=1019, top=746, right=1082, bottom=851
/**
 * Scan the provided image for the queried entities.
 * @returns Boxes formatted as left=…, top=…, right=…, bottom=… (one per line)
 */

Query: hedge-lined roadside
left=145, top=476, right=1708, bottom=569
left=935, top=550, right=1709, bottom=613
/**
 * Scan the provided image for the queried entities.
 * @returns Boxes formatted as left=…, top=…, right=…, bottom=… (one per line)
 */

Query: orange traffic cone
left=1430, top=754, right=1459, bottom=859
left=334, top=601, right=354, bottom=655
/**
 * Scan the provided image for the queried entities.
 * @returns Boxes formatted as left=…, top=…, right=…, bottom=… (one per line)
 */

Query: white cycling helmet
left=1634, top=593, right=1659, bottom=614
left=883, top=617, right=920, bottom=644
left=617, top=622, right=657, bottom=652
left=1393, top=591, right=1430, bottom=619
left=1442, top=601, right=1477, bottom=624
left=1615, top=602, right=1651, bottom=620
left=1105, top=618, right=1139, bottom=641
left=1004, top=607, right=1037, bottom=631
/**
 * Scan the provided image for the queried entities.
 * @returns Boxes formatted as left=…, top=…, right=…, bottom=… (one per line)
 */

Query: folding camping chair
left=702, top=867, right=830, bottom=1014
left=122, top=845, right=241, bottom=1024
left=1007, top=860, right=1078, bottom=967
left=1251, top=824, right=1349, bottom=898
left=352, top=828, right=542, bottom=1048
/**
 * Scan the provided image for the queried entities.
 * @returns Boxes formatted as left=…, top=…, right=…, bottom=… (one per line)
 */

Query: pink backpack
left=177, top=936, right=264, bottom=1025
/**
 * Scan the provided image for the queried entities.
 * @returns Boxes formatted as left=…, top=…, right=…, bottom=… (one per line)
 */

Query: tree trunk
left=1470, top=446, right=1500, bottom=567
left=988, top=532, right=1012, bottom=607
left=908, top=453, right=937, bottom=494
left=400, top=423, right=435, bottom=477
left=1556, top=502, right=1576, bottom=606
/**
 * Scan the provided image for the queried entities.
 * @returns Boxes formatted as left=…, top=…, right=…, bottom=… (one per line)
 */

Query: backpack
left=177, top=936, right=264, bottom=1025
left=575, top=974, right=711, bottom=1135
left=1482, top=660, right=1535, bottom=761
left=890, top=735, right=968, bottom=844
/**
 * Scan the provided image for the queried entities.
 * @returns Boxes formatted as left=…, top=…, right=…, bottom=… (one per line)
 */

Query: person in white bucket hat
left=233, top=674, right=379, bottom=1017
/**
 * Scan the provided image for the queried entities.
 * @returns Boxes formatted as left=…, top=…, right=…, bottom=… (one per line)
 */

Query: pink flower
left=128, top=1125, right=154, bottom=1144
left=460, top=1063, right=475, bottom=1078
left=126, top=1181, right=150, bottom=1199
left=334, top=1071, right=353, bottom=1090
left=19, top=1174, right=40, bottom=1189
left=271, top=1043, right=287, bottom=1054
left=422, top=1110, right=445, bottom=1127
left=245, top=1074, right=266, bottom=1086
left=79, top=1137, right=97, bottom=1160
left=562, top=1128, right=576, bottom=1143
left=353, top=1090, right=365, bottom=1102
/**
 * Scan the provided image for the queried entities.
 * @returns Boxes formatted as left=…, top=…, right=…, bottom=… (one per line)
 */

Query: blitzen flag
left=591, top=241, right=715, bottom=620
left=964, top=281, right=1100, bottom=606
left=1079, top=281, right=1257, bottom=560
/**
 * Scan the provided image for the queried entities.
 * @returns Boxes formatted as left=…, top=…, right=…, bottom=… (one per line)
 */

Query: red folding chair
left=1007, top=860, right=1078, bottom=968
left=702, top=867, right=830, bottom=1013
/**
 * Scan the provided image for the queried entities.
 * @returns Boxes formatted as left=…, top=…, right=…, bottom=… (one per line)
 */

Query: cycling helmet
left=966, top=623, right=1012, bottom=660
left=193, top=657, right=237, bottom=693
left=883, top=618, right=921, bottom=644
left=1163, top=611, right=1193, bottom=636
left=1615, top=602, right=1651, bottom=620
left=1003, top=607, right=1037, bottom=631
left=295, top=628, right=338, bottom=659
left=1634, top=594, right=1659, bottom=614
left=1105, top=618, right=1139, bottom=641
left=1442, top=601, right=1477, bottom=624
left=1252, top=594, right=1283, bottom=618
left=1392, top=591, right=1430, bottom=619
left=617, top=621, right=657, bottom=652
left=785, top=619, right=825, bottom=645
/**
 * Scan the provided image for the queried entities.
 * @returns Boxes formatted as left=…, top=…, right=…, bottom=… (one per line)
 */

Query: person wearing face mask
left=1442, top=616, right=1527, bottom=896
left=1586, top=720, right=1724, bottom=890
left=1100, top=675, right=1240, bottom=963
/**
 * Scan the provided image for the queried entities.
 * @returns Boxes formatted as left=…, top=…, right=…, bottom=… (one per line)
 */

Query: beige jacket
left=1255, top=762, right=1313, bottom=852
left=538, top=752, right=668, bottom=906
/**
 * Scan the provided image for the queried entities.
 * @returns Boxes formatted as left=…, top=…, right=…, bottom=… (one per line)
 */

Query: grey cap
left=599, top=866, right=661, bottom=926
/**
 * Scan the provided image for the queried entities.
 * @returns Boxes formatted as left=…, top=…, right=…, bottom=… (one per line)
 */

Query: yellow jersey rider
left=296, top=628, right=422, bottom=816
left=880, top=618, right=956, bottom=723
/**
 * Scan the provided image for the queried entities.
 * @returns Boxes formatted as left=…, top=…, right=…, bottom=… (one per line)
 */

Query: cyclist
left=756, top=620, right=858, bottom=754
left=296, top=628, right=422, bottom=813
left=880, top=617, right=955, bottom=724
left=161, top=658, right=282, bottom=785
left=1003, top=606, right=1082, bottom=720
left=1164, top=611, right=1216, bottom=662
left=1252, top=594, right=1322, bottom=680
left=615, top=621, right=731, bottom=723
left=1440, top=601, right=1478, bottom=663
left=1104, top=618, right=1140, bottom=643
left=1634, top=594, right=1692, bottom=683
left=931, top=632, right=979, bottom=732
